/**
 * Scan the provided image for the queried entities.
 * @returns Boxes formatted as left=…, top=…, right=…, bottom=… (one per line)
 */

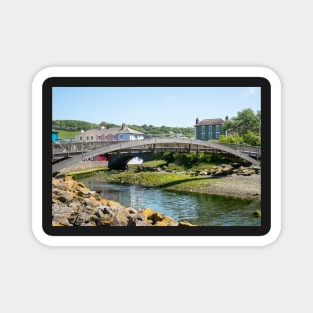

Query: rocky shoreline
left=192, top=174, right=261, bottom=198
left=52, top=176, right=194, bottom=227
left=102, top=163, right=261, bottom=199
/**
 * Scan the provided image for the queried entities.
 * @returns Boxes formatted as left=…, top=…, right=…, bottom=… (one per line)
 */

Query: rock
left=154, top=216, right=177, bottom=226
left=52, top=204, right=75, bottom=216
left=75, top=212, right=90, bottom=225
left=80, top=221, right=97, bottom=226
left=51, top=177, right=196, bottom=227
left=77, top=187, right=91, bottom=196
left=55, top=191, right=73, bottom=203
left=110, top=213, right=129, bottom=226
left=149, top=212, right=164, bottom=224
left=55, top=173, right=66, bottom=179
left=253, top=210, right=261, bottom=217
left=126, top=207, right=138, bottom=214
left=140, top=208, right=155, bottom=220
left=128, top=218, right=153, bottom=226
left=52, top=215, right=72, bottom=226
left=84, top=197, right=100, bottom=207
left=178, top=221, right=195, bottom=226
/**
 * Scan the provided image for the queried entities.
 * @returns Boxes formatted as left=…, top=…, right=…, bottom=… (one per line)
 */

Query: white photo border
left=32, top=67, right=281, bottom=246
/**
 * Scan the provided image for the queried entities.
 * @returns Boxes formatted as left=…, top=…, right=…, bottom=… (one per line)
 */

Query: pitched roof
left=118, top=126, right=144, bottom=134
left=79, top=126, right=144, bottom=135
left=195, top=118, right=224, bottom=126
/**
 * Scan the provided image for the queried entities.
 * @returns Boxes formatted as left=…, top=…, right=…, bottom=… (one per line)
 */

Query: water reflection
left=79, top=177, right=261, bottom=226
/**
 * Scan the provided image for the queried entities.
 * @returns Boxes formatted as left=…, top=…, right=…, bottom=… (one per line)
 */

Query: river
left=78, top=176, right=261, bottom=226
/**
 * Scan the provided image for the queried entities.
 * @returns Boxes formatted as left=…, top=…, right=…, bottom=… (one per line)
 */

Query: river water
left=78, top=177, right=261, bottom=226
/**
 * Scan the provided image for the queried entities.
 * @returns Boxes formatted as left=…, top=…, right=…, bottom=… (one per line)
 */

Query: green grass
left=58, top=130, right=80, bottom=139
left=68, top=168, right=109, bottom=179
left=142, top=160, right=167, bottom=167
left=97, top=168, right=216, bottom=194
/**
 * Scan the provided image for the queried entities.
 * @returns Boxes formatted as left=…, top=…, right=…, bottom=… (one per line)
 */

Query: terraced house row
left=74, top=123, right=145, bottom=142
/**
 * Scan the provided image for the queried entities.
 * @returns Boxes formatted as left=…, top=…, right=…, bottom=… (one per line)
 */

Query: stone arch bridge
left=52, top=138, right=261, bottom=173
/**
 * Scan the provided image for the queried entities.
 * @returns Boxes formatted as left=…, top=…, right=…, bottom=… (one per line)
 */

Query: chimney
left=196, top=118, right=199, bottom=125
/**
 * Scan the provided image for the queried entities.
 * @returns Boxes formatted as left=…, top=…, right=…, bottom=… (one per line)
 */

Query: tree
left=223, top=108, right=260, bottom=136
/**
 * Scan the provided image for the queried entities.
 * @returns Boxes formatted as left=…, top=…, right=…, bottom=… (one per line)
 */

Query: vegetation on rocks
left=96, top=162, right=261, bottom=199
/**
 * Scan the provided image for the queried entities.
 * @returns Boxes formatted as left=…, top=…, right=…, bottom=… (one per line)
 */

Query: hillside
left=52, top=120, right=195, bottom=139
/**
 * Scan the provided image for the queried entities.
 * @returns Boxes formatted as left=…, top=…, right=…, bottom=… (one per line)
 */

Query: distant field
left=58, top=130, right=80, bottom=139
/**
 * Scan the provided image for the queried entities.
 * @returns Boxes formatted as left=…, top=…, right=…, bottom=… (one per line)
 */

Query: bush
left=242, top=131, right=261, bottom=146
left=219, top=132, right=260, bottom=146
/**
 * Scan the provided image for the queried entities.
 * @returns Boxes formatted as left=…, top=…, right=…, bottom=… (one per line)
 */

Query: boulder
left=128, top=217, right=153, bottom=226
left=178, top=221, right=195, bottom=226
left=110, top=213, right=129, bottom=226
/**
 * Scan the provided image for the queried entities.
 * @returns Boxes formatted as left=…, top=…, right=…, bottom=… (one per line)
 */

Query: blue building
left=194, top=118, right=224, bottom=140
left=52, top=129, right=59, bottom=142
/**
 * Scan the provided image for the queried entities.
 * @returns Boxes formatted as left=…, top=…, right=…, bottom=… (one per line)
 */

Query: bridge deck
left=52, top=138, right=261, bottom=173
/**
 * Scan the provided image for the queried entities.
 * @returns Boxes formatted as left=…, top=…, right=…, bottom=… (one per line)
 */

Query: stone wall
left=59, top=161, right=108, bottom=174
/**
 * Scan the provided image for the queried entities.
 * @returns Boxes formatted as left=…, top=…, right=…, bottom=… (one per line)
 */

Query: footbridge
left=52, top=138, right=261, bottom=173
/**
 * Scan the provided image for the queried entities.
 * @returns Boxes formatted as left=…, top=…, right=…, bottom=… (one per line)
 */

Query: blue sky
left=52, top=87, right=261, bottom=127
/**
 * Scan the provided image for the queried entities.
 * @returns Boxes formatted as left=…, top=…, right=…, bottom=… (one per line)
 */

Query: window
left=208, top=126, right=212, bottom=139
left=216, top=132, right=220, bottom=139
left=79, top=136, right=82, bottom=141
left=201, top=126, right=205, bottom=139
left=98, top=135, right=101, bottom=140
left=216, top=125, right=220, bottom=132
left=91, top=136, right=93, bottom=140
left=86, top=136, right=89, bottom=140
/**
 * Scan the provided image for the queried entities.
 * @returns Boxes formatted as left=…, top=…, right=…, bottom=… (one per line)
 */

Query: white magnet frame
left=32, top=67, right=281, bottom=246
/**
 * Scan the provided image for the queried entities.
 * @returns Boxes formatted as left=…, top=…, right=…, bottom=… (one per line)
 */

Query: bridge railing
left=52, top=140, right=128, bottom=155
left=217, top=143, right=261, bottom=156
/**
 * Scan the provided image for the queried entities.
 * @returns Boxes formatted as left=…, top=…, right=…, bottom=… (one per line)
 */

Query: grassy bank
left=94, top=167, right=261, bottom=199
left=67, top=157, right=261, bottom=199
left=68, top=168, right=108, bottom=179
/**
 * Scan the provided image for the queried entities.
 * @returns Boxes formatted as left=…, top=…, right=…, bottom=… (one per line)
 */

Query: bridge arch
left=52, top=138, right=260, bottom=173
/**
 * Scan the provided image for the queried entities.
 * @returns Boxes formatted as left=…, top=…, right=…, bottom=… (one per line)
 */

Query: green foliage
left=57, top=130, right=81, bottom=139
left=223, top=108, right=261, bottom=136
left=99, top=121, right=119, bottom=128
left=128, top=124, right=194, bottom=138
left=52, top=120, right=99, bottom=132
left=52, top=120, right=195, bottom=139
left=219, top=134, right=244, bottom=144
left=141, top=160, right=167, bottom=167
left=157, top=152, right=231, bottom=169
left=242, top=131, right=261, bottom=146
left=219, top=132, right=261, bottom=146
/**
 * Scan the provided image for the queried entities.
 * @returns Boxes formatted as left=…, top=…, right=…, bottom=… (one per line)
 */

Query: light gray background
left=1, top=1, right=310, bottom=312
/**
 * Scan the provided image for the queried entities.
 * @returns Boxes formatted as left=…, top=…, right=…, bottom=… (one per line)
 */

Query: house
left=194, top=118, right=224, bottom=140
left=52, top=129, right=59, bottom=142
left=117, top=123, right=145, bottom=141
left=74, top=123, right=144, bottom=142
